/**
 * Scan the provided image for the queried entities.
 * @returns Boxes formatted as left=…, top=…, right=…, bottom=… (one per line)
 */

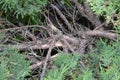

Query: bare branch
left=40, top=39, right=55, bottom=80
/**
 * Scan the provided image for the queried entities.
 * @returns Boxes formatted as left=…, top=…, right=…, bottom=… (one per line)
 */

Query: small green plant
left=0, top=47, right=31, bottom=80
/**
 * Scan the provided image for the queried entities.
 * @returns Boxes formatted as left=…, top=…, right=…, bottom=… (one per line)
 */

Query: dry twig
left=40, top=38, right=55, bottom=80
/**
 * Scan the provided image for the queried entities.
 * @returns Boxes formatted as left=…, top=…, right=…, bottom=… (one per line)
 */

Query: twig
left=61, top=38, right=75, bottom=53
left=53, top=8, right=68, bottom=34
left=29, top=54, right=59, bottom=69
left=78, top=39, right=90, bottom=54
left=51, top=4, right=74, bottom=32
left=42, top=13, right=61, bottom=34
left=0, top=25, right=47, bottom=32
left=40, top=39, right=55, bottom=80
left=0, top=40, right=64, bottom=51
left=85, top=30, right=118, bottom=40
left=0, top=29, right=117, bottom=52
left=70, top=0, right=102, bottom=28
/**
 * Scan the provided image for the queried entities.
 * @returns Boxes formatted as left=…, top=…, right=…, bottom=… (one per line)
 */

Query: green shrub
left=44, top=40, right=120, bottom=80
left=0, top=0, right=47, bottom=24
left=0, top=47, right=31, bottom=80
left=86, top=0, right=120, bottom=26
left=44, top=53, right=81, bottom=80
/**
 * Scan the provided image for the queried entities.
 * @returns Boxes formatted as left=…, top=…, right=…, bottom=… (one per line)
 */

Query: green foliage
left=0, top=47, right=31, bottom=80
left=0, top=64, right=9, bottom=80
left=44, top=40, right=120, bottom=80
left=86, top=0, right=120, bottom=26
left=89, top=40, right=120, bottom=80
left=0, top=32, right=5, bottom=42
left=61, top=0, right=71, bottom=7
left=44, top=53, right=94, bottom=80
left=87, top=0, right=115, bottom=15
left=54, top=53, right=80, bottom=68
left=0, top=0, right=47, bottom=24
left=44, top=53, right=81, bottom=80
left=75, top=69, right=93, bottom=80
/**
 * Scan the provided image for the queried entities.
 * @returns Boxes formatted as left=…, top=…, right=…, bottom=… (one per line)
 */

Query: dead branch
left=0, top=29, right=117, bottom=53
left=0, top=40, right=64, bottom=51
left=84, top=30, right=118, bottom=40
left=29, top=54, right=59, bottom=70
left=0, top=25, right=47, bottom=32
left=70, top=0, right=102, bottom=28
left=40, top=39, right=55, bottom=80
left=51, top=4, right=74, bottom=32
left=78, top=38, right=91, bottom=54
left=61, top=38, right=75, bottom=53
